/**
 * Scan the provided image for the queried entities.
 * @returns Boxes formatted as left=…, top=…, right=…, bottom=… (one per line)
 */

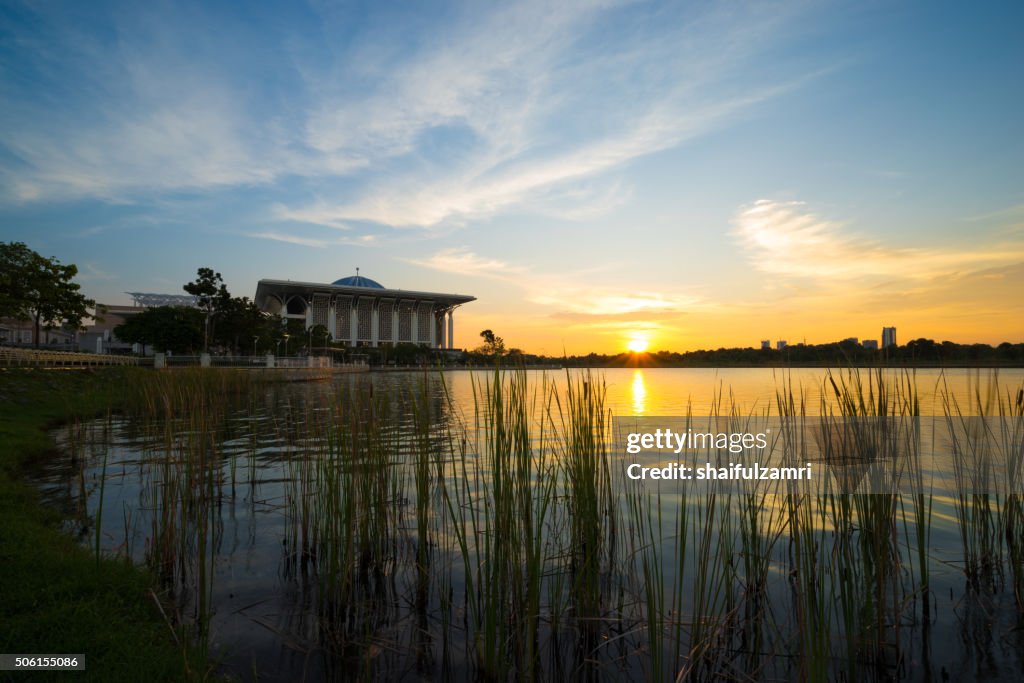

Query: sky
left=1, top=0, right=1022, bottom=354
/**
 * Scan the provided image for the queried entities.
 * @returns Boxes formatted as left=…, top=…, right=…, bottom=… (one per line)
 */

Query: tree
left=390, top=342, right=422, bottom=366
left=183, top=267, right=229, bottom=352
left=212, top=295, right=277, bottom=354
left=114, top=306, right=204, bottom=354
left=308, top=324, right=331, bottom=353
left=285, top=317, right=306, bottom=354
left=0, top=241, right=95, bottom=347
left=477, top=329, right=507, bottom=357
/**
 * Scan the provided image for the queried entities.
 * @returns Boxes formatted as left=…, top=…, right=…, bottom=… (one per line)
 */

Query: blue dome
left=332, top=274, right=384, bottom=288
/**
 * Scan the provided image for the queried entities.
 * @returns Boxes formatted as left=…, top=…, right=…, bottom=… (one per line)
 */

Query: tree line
left=0, top=243, right=291, bottom=355
left=0, top=241, right=94, bottom=347
left=113, top=268, right=305, bottom=355
left=554, top=338, right=1024, bottom=367
left=3, top=241, right=1023, bottom=364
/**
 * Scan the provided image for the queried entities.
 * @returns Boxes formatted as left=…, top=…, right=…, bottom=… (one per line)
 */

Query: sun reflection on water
left=631, top=369, right=647, bottom=415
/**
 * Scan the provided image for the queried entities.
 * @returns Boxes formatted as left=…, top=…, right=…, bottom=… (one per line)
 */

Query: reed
left=453, top=368, right=554, bottom=678
left=942, top=375, right=1004, bottom=589
left=551, top=371, right=616, bottom=671
left=826, top=370, right=904, bottom=673
left=1005, top=387, right=1024, bottom=608
left=59, top=366, right=1024, bottom=680
left=93, top=446, right=108, bottom=568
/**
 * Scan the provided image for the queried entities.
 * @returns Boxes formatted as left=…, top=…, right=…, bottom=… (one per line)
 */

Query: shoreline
left=409, top=362, right=1024, bottom=370
left=0, top=368, right=204, bottom=679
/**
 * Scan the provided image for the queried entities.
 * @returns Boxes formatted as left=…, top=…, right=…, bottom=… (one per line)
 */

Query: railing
left=0, top=346, right=141, bottom=367
left=157, top=354, right=347, bottom=369
left=0, top=347, right=365, bottom=370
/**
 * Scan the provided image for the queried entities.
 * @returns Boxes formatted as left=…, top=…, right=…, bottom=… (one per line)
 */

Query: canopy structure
left=254, top=275, right=475, bottom=349
left=125, top=292, right=198, bottom=307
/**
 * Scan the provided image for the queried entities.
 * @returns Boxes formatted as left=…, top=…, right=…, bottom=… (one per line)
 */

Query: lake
left=35, top=367, right=1024, bottom=681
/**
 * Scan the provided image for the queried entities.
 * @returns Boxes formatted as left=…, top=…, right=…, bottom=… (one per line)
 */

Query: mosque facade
left=254, top=273, right=474, bottom=349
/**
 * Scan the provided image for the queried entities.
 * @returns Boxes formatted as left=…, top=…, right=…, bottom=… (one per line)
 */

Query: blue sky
left=1, top=0, right=1022, bottom=352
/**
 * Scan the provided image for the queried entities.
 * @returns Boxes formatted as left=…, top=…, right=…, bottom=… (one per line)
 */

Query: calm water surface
left=35, top=368, right=1024, bottom=681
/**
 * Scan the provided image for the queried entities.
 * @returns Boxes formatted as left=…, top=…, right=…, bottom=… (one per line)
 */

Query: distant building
left=882, top=327, right=897, bottom=348
left=78, top=305, right=146, bottom=354
left=761, top=340, right=771, bottom=350
left=862, top=339, right=879, bottom=350
left=0, top=319, right=35, bottom=345
left=254, top=273, right=475, bottom=349
left=0, top=318, right=77, bottom=347
left=78, top=293, right=199, bottom=354
left=843, top=337, right=859, bottom=344
left=776, top=340, right=788, bottom=350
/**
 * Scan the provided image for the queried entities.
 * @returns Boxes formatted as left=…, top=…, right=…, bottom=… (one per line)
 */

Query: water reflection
left=630, top=369, right=647, bottom=414
left=32, top=367, right=1024, bottom=682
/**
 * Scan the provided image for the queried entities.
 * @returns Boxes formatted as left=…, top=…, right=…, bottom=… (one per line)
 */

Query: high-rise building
left=862, top=339, right=879, bottom=350
left=882, top=327, right=897, bottom=348
left=776, top=340, right=788, bottom=350
left=761, top=340, right=771, bottom=350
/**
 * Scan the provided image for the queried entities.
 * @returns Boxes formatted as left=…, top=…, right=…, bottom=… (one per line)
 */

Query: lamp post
left=253, top=335, right=259, bottom=357
left=308, top=326, right=313, bottom=355
left=283, top=332, right=290, bottom=357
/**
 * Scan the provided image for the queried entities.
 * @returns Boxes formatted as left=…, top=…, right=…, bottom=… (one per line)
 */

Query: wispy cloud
left=76, top=263, right=117, bottom=282
left=409, top=246, right=703, bottom=320
left=404, top=247, right=526, bottom=278
left=1, top=0, right=820, bottom=232
left=245, top=231, right=375, bottom=248
left=733, top=199, right=1024, bottom=282
left=247, top=232, right=332, bottom=248
left=284, top=1, right=821, bottom=229
left=288, top=91, right=793, bottom=229
left=531, top=289, right=702, bottom=317
left=1, top=11, right=288, bottom=201
left=963, top=202, right=1024, bottom=223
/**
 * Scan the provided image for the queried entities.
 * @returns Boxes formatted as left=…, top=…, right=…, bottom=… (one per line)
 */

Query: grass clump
left=16, top=364, right=1024, bottom=681
left=0, top=367, right=205, bottom=681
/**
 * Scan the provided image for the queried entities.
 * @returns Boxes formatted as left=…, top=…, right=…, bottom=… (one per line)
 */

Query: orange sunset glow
left=2, top=2, right=1021, bottom=357
left=627, top=337, right=650, bottom=353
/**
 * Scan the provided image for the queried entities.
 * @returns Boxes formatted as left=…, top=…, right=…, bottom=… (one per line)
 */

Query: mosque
left=253, top=272, right=475, bottom=349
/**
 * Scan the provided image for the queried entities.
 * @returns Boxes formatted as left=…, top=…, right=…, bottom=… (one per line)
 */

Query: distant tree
left=212, top=295, right=279, bottom=354
left=258, top=313, right=287, bottom=353
left=0, top=241, right=95, bottom=347
left=183, top=267, right=229, bottom=352
left=274, top=317, right=308, bottom=356
left=308, top=324, right=331, bottom=353
left=390, top=342, right=422, bottom=366
left=477, top=329, right=507, bottom=358
left=182, top=267, right=287, bottom=355
left=114, top=306, right=204, bottom=354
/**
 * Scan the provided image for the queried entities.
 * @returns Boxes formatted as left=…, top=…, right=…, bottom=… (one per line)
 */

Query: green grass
left=0, top=368, right=205, bottom=681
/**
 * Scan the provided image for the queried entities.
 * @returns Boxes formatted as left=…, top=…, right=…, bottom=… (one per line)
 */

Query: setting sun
left=627, top=338, right=649, bottom=353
